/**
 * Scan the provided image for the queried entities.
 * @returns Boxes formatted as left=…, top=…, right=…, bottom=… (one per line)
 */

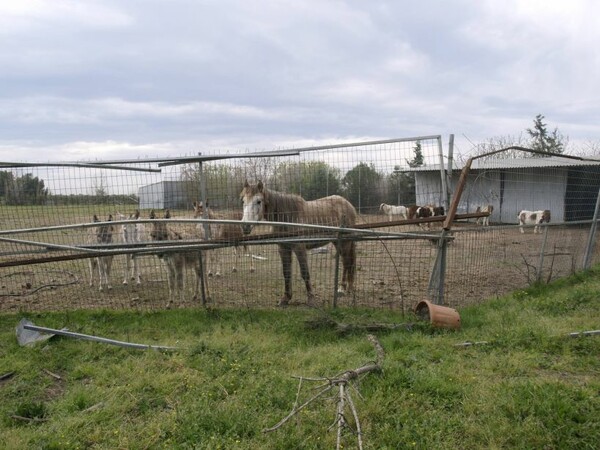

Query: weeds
left=0, top=270, right=599, bottom=449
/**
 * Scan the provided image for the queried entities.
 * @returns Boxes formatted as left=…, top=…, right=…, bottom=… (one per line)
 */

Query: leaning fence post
left=583, top=188, right=600, bottom=269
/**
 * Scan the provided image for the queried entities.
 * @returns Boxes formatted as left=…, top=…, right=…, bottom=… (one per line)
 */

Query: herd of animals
left=87, top=181, right=551, bottom=307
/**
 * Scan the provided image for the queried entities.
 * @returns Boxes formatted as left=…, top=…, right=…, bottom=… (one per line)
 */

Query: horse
left=149, top=209, right=203, bottom=307
left=415, top=204, right=445, bottom=229
left=475, top=205, right=494, bottom=226
left=193, top=200, right=255, bottom=276
left=88, top=214, right=115, bottom=292
left=240, top=180, right=357, bottom=307
left=518, top=210, right=551, bottom=234
left=116, top=210, right=143, bottom=285
left=379, top=203, right=409, bottom=221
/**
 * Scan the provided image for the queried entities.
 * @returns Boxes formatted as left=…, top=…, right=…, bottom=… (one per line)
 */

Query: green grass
left=1, top=269, right=599, bottom=449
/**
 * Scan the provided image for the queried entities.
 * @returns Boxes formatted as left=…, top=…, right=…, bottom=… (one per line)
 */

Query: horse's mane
left=263, top=188, right=305, bottom=223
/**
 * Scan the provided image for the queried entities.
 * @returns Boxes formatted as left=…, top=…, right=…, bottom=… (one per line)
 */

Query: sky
left=1, top=0, right=599, bottom=164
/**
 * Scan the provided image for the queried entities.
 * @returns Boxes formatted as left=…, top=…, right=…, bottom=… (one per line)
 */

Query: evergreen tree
left=526, top=114, right=566, bottom=156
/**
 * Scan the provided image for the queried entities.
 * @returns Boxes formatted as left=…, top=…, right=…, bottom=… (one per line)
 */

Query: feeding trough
left=414, top=300, right=461, bottom=329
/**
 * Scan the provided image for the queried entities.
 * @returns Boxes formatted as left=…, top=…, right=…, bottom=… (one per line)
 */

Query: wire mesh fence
left=1, top=137, right=600, bottom=314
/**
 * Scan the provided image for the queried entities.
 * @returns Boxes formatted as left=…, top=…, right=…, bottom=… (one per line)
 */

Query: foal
left=89, top=214, right=115, bottom=292
left=193, top=201, right=254, bottom=276
left=149, top=209, right=203, bottom=307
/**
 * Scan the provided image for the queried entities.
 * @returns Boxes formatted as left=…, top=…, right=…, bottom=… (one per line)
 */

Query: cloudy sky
left=1, top=0, right=599, bottom=163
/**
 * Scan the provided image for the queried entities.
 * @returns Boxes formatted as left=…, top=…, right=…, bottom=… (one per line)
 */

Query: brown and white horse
left=518, top=210, right=551, bottom=234
left=475, top=205, right=494, bottom=227
left=240, top=180, right=357, bottom=306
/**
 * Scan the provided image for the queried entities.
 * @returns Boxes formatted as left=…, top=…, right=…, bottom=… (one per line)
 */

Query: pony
left=149, top=209, right=203, bottom=307
left=379, top=203, right=409, bottom=221
left=240, top=180, right=357, bottom=307
left=475, top=205, right=494, bottom=227
left=193, top=200, right=255, bottom=276
left=116, top=210, right=143, bottom=285
left=415, top=204, right=444, bottom=229
left=89, top=214, right=115, bottom=292
left=518, top=210, right=551, bottom=234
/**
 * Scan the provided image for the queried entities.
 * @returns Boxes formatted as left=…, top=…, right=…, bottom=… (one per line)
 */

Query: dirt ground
left=0, top=216, right=596, bottom=314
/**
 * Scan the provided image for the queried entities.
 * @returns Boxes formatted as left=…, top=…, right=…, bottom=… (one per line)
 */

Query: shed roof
left=408, top=156, right=600, bottom=172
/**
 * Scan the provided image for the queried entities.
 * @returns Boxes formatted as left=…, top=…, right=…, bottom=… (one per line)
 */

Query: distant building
left=138, top=181, right=199, bottom=210
left=410, top=157, right=600, bottom=223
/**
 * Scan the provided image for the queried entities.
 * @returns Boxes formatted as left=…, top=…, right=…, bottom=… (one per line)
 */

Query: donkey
left=89, top=214, right=115, bottom=292
left=116, top=210, right=143, bottom=285
left=193, top=200, right=255, bottom=276
left=149, top=209, right=204, bottom=307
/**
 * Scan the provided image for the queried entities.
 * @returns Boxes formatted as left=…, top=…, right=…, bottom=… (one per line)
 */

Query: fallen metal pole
left=23, top=324, right=178, bottom=351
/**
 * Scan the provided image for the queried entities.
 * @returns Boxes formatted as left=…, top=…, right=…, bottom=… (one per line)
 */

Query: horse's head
left=240, top=180, right=266, bottom=235
left=193, top=200, right=208, bottom=218
left=149, top=209, right=171, bottom=242
left=93, top=214, right=115, bottom=244
left=542, top=209, right=551, bottom=223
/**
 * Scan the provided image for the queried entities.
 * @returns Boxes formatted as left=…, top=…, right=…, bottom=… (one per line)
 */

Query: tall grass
left=0, top=269, right=598, bottom=449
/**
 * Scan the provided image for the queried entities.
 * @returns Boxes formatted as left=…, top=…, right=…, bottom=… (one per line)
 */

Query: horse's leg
left=231, top=246, right=238, bottom=273
left=246, top=245, right=255, bottom=273
left=293, top=245, right=314, bottom=305
left=278, top=244, right=293, bottom=306
left=338, top=241, right=356, bottom=293
left=123, top=254, right=130, bottom=285
left=104, top=256, right=113, bottom=290
left=89, top=258, right=97, bottom=287
left=164, top=257, right=177, bottom=307
left=132, top=255, right=141, bottom=285
left=341, top=241, right=356, bottom=293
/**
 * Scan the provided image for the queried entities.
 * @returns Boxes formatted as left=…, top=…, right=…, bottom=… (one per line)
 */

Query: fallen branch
left=264, top=334, right=384, bottom=450
left=43, top=368, right=62, bottom=380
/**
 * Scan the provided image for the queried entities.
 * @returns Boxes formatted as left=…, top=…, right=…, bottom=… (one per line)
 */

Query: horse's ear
left=257, top=180, right=263, bottom=192
left=193, top=201, right=198, bottom=208
left=93, top=214, right=99, bottom=222
left=165, top=209, right=171, bottom=219
left=108, top=214, right=113, bottom=221
left=244, top=180, right=249, bottom=188
left=134, top=210, right=140, bottom=219
left=150, top=210, right=156, bottom=219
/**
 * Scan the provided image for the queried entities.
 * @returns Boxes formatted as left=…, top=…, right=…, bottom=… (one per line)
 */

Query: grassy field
left=0, top=265, right=599, bottom=448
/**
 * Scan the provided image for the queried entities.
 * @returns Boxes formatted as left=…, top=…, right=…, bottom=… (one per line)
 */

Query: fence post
left=427, top=229, right=449, bottom=305
left=583, top=188, right=600, bottom=269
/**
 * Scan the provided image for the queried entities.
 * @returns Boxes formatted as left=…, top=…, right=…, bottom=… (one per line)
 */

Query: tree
left=342, top=162, right=383, bottom=213
left=408, top=140, right=424, bottom=168
left=270, top=161, right=341, bottom=200
left=4, top=173, right=48, bottom=205
left=526, top=114, right=567, bottom=156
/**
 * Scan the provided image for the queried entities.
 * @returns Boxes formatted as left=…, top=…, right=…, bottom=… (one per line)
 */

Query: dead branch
left=43, top=368, right=62, bottom=380
left=264, top=334, right=384, bottom=450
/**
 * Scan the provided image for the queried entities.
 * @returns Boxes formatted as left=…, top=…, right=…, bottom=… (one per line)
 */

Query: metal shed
left=411, top=157, right=600, bottom=224
left=138, top=180, right=199, bottom=210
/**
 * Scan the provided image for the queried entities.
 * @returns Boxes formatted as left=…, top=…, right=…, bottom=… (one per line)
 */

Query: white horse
left=518, top=210, right=551, bottom=234
left=116, top=210, right=144, bottom=285
left=379, top=203, right=408, bottom=221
